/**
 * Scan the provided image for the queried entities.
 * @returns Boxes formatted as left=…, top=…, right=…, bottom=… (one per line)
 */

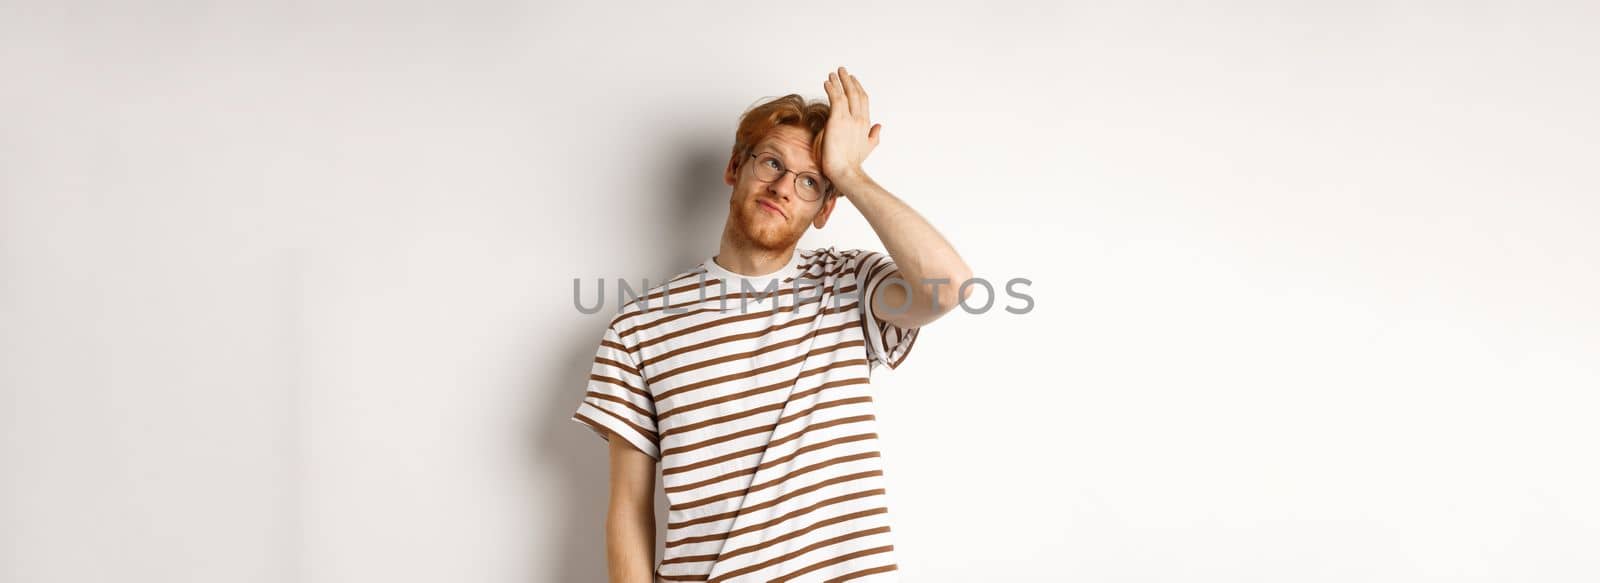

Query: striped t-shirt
left=571, top=246, right=919, bottom=582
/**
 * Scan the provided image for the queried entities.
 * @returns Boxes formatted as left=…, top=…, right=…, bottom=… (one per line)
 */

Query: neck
left=715, top=236, right=795, bottom=277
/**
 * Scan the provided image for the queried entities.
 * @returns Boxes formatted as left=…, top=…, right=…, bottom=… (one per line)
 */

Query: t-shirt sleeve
left=570, top=320, right=660, bottom=460
left=853, top=249, right=922, bottom=371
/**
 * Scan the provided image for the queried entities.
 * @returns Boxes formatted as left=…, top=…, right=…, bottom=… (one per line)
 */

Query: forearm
left=835, top=170, right=972, bottom=308
left=605, top=506, right=655, bottom=582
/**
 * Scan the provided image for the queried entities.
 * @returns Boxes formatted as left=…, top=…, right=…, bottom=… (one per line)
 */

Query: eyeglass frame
left=741, top=149, right=836, bottom=202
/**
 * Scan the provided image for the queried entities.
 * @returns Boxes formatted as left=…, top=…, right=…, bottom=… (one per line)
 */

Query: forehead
left=753, top=126, right=818, bottom=170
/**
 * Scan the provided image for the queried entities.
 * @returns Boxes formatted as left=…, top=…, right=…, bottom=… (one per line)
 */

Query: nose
left=766, top=173, right=794, bottom=202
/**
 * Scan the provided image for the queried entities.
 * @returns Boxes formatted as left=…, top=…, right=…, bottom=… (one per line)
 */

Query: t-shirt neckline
left=702, top=249, right=804, bottom=287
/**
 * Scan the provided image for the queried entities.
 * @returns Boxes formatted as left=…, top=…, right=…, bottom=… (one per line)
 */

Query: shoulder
left=835, top=248, right=894, bottom=278
left=808, top=246, right=873, bottom=268
left=606, top=263, right=717, bottom=333
left=794, top=247, right=899, bottom=286
left=795, top=246, right=884, bottom=286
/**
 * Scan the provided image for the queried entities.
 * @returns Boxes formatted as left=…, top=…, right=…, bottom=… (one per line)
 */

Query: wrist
left=830, top=168, right=873, bottom=197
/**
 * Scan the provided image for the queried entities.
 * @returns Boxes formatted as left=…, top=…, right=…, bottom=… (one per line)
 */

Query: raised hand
left=820, top=66, right=882, bottom=190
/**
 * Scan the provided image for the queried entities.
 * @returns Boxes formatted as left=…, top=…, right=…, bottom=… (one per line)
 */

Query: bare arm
left=834, top=170, right=973, bottom=329
left=606, top=432, right=657, bottom=583
left=821, top=66, right=974, bottom=329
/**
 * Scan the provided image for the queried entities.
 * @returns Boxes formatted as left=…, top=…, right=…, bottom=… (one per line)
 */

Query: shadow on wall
left=529, top=130, right=733, bottom=581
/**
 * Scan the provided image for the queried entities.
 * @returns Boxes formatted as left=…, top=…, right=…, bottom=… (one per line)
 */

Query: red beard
left=731, top=197, right=803, bottom=252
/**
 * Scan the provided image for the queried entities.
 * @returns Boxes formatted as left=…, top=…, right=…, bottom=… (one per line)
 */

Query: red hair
left=729, top=94, right=836, bottom=198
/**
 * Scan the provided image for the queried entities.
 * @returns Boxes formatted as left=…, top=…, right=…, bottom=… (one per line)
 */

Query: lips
left=757, top=199, right=786, bottom=219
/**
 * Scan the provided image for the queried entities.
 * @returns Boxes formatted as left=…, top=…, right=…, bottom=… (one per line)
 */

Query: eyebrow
left=756, top=146, right=820, bottom=174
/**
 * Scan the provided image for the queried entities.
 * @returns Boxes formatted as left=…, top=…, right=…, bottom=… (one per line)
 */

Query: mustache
left=756, top=199, right=788, bottom=219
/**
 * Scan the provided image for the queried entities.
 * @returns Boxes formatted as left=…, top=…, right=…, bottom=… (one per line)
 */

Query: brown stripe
left=762, top=424, right=873, bottom=458
left=887, top=328, right=918, bottom=369
left=589, top=373, right=648, bottom=400
left=632, top=283, right=859, bottom=355
left=866, top=255, right=893, bottom=282
left=853, top=250, right=881, bottom=282
left=666, top=414, right=873, bottom=494
left=862, top=274, right=895, bottom=322
left=655, top=339, right=863, bottom=403
left=708, top=528, right=891, bottom=582
left=583, top=390, right=653, bottom=421
left=660, top=506, right=888, bottom=566
left=573, top=411, right=657, bottom=460
left=662, top=443, right=762, bottom=476
left=770, top=544, right=894, bottom=583
left=666, top=470, right=882, bottom=529
left=639, top=301, right=857, bottom=369
left=580, top=404, right=657, bottom=444
left=571, top=411, right=609, bottom=439
left=661, top=443, right=760, bottom=476
left=824, top=563, right=898, bottom=582
left=663, top=407, right=873, bottom=490
left=659, top=377, right=868, bottom=439
left=654, top=570, right=708, bottom=582
left=657, top=359, right=868, bottom=423
left=652, top=321, right=858, bottom=384
left=665, top=488, right=886, bottom=548
left=594, top=356, right=638, bottom=377
left=662, top=400, right=786, bottom=441
left=670, top=447, right=878, bottom=514
left=662, top=424, right=774, bottom=469
left=756, top=430, right=876, bottom=474
left=711, top=507, right=888, bottom=563
left=616, top=259, right=839, bottom=336
left=609, top=277, right=727, bottom=328
left=670, top=432, right=876, bottom=511
left=778, top=396, right=872, bottom=425
left=662, top=395, right=871, bottom=461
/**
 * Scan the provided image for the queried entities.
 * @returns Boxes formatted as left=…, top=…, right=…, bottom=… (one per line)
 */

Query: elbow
left=934, top=269, right=975, bottom=313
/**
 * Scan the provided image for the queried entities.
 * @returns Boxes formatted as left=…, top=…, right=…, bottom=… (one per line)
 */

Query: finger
left=825, top=72, right=851, bottom=116
left=823, top=77, right=841, bottom=119
left=847, top=74, right=870, bottom=120
left=832, top=70, right=857, bottom=116
left=868, top=123, right=881, bottom=144
left=839, top=67, right=863, bottom=118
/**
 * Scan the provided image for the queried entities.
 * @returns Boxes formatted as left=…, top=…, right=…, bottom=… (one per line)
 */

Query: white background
left=4, top=1, right=1597, bottom=581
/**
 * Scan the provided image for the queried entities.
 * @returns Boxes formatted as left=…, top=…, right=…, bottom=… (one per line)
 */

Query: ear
left=810, top=194, right=839, bottom=229
left=723, top=155, right=739, bottom=187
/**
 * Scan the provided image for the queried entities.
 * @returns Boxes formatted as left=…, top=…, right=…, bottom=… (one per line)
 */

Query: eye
left=761, top=156, right=782, bottom=170
left=799, top=175, right=818, bottom=189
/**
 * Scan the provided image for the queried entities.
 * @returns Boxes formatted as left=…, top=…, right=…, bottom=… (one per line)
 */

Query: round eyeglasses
left=745, top=151, right=833, bottom=202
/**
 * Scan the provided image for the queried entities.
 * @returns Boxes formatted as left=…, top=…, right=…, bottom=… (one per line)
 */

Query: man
left=571, top=66, right=972, bottom=582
